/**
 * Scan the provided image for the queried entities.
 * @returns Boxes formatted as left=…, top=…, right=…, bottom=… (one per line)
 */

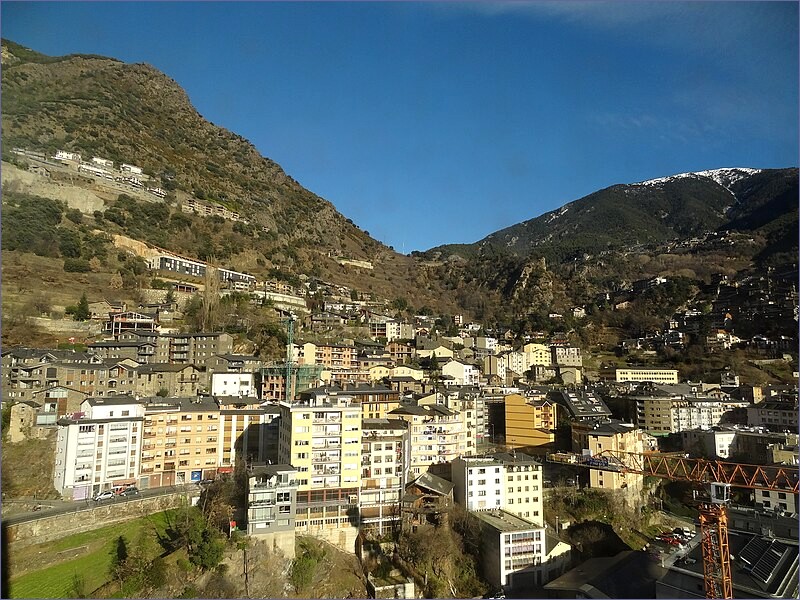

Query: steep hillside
left=0, top=39, right=460, bottom=315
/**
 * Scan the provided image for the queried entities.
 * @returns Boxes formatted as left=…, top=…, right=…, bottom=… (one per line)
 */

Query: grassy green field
left=8, top=510, right=174, bottom=598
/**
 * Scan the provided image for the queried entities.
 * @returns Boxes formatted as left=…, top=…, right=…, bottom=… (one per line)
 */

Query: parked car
left=198, top=479, right=215, bottom=486
left=682, top=557, right=697, bottom=565
left=665, top=537, right=684, bottom=547
left=120, top=486, right=140, bottom=496
left=93, top=490, right=115, bottom=501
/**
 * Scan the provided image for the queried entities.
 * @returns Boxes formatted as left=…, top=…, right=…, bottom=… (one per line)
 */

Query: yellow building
left=140, top=396, right=222, bottom=487
left=504, top=394, right=557, bottom=449
left=570, top=419, right=644, bottom=494
left=278, top=388, right=362, bottom=549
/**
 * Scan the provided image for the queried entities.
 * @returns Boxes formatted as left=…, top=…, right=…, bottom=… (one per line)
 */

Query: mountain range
left=2, top=39, right=797, bottom=326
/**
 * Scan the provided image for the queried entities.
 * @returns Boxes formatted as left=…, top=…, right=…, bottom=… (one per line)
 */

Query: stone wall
left=4, top=491, right=195, bottom=548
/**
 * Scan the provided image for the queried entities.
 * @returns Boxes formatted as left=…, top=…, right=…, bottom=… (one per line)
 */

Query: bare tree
left=202, top=258, right=221, bottom=331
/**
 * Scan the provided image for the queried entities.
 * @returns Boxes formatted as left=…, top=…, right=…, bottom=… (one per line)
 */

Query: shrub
left=64, top=257, right=92, bottom=272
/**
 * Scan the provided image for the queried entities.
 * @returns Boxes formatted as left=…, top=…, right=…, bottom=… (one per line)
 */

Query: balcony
left=312, top=453, right=341, bottom=464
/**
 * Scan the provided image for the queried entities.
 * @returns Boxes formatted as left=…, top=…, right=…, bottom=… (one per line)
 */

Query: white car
left=93, top=490, right=115, bottom=501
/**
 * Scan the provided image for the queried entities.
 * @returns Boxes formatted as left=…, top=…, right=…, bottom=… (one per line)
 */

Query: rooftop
left=474, top=509, right=540, bottom=532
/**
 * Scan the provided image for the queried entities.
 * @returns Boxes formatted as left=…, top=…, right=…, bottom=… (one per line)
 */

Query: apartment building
left=452, top=452, right=544, bottom=526
left=88, top=340, right=156, bottom=364
left=360, top=418, right=411, bottom=535
left=552, top=346, right=582, bottom=367
left=680, top=427, right=738, bottom=459
left=54, top=397, right=144, bottom=500
left=522, top=343, right=552, bottom=367
left=747, top=399, right=799, bottom=432
left=389, top=402, right=469, bottom=477
left=218, top=397, right=281, bottom=466
left=475, top=509, right=571, bottom=590
left=2, top=349, right=104, bottom=400
left=338, top=384, right=402, bottom=420
left=441, top=360, right=481, bottom=386
left=504, top=394, right=557, bottom=449
left=211, top=372, right=255, bottom=397
left=369, top=319, right=413, bottom=342
left=390, top=365, right=424, bottom=381
left=570, top=419, right=645, bottom=494
left=136, top=364, right=201, bottom=397
left=296, top=342, right=358, bottom=369
left=139, top=396, right=222, bottom=487
left=277, top=389, right=362, bottom=549
left=616, top=368, right=679, bottom=384
left=158, top=332, right=234, bottom=367
left=247, top=463, right=299, bottom=557
left=638, top=397, right=747, bottom=435
left=386, top=341, right=415, bottom=364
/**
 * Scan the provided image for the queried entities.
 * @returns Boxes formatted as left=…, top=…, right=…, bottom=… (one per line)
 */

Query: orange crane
left=547, top=450, right=799, bottom=599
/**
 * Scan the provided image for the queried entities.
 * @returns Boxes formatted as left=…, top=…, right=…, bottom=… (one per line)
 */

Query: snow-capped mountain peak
left=634, top=167, right=761, bottom=191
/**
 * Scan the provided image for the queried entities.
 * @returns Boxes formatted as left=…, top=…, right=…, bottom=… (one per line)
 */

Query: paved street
left=1, top=485, right=197, bottom=526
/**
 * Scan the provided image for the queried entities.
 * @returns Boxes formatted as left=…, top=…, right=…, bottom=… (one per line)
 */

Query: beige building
left=139, top=396, right=222, bottom=487
left=278, top=388, right=362, bottom=549
left=452, top=452, right=545, bottom=526
left=505, top=394, right=557, bottom=449
left=389, top=401, right=469, bottom=477
left=296, top=342, right=358, bottom=370
left=571, top=419, right=645, bottom=494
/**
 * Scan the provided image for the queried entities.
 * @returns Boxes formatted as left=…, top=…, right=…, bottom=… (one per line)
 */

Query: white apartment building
left=278, top=389, right=362, bottom=549
left=680, top=428, right=738, bottom=459
left=441, top=360, right=481, bottom=386
left=211, top=372, right=255, bottom=397
left=369, top=319, right=412, bottom=342
left=475, top=509, right=571, bottom=590
left=505, top=351, right=527, bottom=376
left=360, top=418, right=411, bottom=535
left=552, top=346, right=582, bottom=367
left=616, top=368, right=679, bottom=384
left=451, top=452, right=544, bottom=526
left=476, top=336, right=498, bottom=354
left=53, top=396, right=144, bottom=500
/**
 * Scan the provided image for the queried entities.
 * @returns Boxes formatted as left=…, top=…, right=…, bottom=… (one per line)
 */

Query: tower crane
left=548, top=450, right=799, bottom=599
left=281, top=312, right=297, bottom=402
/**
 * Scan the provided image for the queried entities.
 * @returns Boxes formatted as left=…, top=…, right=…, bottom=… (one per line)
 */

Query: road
left=1, top=485, right=198, bottom=526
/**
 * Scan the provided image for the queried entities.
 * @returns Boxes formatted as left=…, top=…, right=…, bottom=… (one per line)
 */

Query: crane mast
left=283, top=312, right=296, bottom=402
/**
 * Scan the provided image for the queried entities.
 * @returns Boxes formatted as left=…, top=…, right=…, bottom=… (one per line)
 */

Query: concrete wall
left=4, top=491, right=194, bottom=548
left=30, top=317, right=103, bottom=335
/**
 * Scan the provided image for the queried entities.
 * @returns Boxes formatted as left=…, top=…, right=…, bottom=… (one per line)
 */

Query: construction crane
left=281, top=312, right=297, bottom=402
left=548, top=450, right=799, bottom=599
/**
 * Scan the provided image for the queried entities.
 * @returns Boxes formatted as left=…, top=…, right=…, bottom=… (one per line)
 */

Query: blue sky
left=2, top=1, right=797, bottom=252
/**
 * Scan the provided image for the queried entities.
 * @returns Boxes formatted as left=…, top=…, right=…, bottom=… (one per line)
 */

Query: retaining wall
left=3, top=492, right=191, bottom=548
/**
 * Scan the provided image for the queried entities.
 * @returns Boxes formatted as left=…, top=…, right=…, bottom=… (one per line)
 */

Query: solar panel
left=751, top=542, right=789, bottom=585
left=739, top=536, right=771, bottom=568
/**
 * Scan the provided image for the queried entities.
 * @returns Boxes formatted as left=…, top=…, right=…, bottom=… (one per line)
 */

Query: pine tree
left=75, top=293, right=90, bottom=321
